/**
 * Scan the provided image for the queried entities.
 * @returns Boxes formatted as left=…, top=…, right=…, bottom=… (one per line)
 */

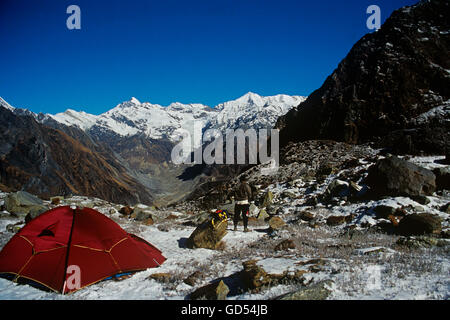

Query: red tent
left=0, top=206, right=166, bottom=294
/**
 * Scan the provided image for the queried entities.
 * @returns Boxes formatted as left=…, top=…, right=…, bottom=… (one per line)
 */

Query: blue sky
left=0, top=0, right=417, bottom=114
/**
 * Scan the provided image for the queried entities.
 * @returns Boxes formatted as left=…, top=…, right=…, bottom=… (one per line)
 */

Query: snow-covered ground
left=0, top=155, right=449, bottom=300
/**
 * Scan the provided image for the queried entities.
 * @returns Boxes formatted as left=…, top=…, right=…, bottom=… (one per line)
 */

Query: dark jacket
left=234, top=182, right=252, bottom=202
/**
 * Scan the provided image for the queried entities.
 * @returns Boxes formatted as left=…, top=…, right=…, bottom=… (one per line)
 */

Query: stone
left=326, top=216, right=347, bottom=226
left=373, top=205, right=397, bottom=219
left=276, top=280, right=333, bottom=300
left=119, top=206, right=133, bottom=216
left=133, top=207, right=154, bottom=222
left=4, top=191, right=46, bottom=217
left=262, top=191, right=274, bottom=208
left=190, top=280, right=229, bottom=300
left=274, top=239, right=296, bottom=251
left=365, top=156, right=436, bottom=197
left=240, top=260, right=306, bottom=293
left=440, top=203, right=450, bottom=214
left=268, top=216, right=286, bottom=231
left=325, top=179, right=349, bottom=198
left=256, top=208, right=269, bottom=221
left=186, top=217, right=228, bottom=250
left=298, top=211, right=315, bottom=222
left=397, top=213, right=442, bottom=236
left=50, top=196, right=64, bottom=205
left=433, top=167, right=450, bottom=190
left=184, top=271, right=204, bottom=286
left=148, top=273, right=173, bottom=283
left=410, top=195, right=431, bottom=205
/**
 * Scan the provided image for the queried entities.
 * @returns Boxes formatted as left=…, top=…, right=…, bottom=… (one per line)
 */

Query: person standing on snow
left=233, top=176, right=253, bottom=232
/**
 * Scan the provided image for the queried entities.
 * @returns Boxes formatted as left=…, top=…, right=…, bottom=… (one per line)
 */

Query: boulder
left=240, top=260, right=306, bottom=293
left=274, top=239, right=296, bottom=251
left=119, top=206, right=133, bottom=216
left=433, top=167, right=450, bottom=190
left=365, top=156, right=436, bottom=197
left=148, top=273, right=173, bottom=283
left=50, top=196, right=64, bottom=205
left=373, top=205, right=397, bottom=219
left=133, top=208, right=155, bottom=222
left=190, top=280, right=229, bottom=300
left=186, top=218, right=228, bottom=250
left=440, top=203, right=450, bottom=214
left=397, top=213, right=442, bottom=236
left=325, top=180, right=349, bottom=198
left=262, top=191, right=274, bottom=208
left=410, top=195, right=431, bottom=205
left=268, top=216, right=286, bottom=231
left=5, top=191, right=47, bottom=218
left=326, top=216, right=347, bottom=226
left=257, top=208, right=269, bottom=221
left=298, top=211, right=315, bottom=222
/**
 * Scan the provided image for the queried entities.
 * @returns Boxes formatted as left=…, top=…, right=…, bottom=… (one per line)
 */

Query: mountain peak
left=129, top=97, right=141, bottom=104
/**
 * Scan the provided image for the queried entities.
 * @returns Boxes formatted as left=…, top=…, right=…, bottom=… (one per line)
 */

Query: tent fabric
left=0, top=206, right=166, bottom=294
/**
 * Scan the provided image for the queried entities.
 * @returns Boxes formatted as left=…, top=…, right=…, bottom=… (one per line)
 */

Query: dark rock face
left=433, top=167, right=450, bottom=190
left=397, top=213, right=442, bottom=236
left=277, top=0, right=450, bottom=155
left=365, top=156, right=436, bottom=197
left=0, top=106, right=153, bottom=205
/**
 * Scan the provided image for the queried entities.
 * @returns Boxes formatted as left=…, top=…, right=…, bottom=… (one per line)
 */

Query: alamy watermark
left=366, top=5, right=381, bottom=31
left=66, top=5, right=81, bottom=30
left=170, top=122, right=279, bottom=174
left=63, top=264, right=81, bottom=293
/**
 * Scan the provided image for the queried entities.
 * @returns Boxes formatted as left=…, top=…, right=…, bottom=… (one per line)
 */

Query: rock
left=274, top=239, right=296, bottom=251
left=410, top=195, right=431, bottom=205
left=276, top=280, right=333, bottom=300
left=262, top=191, right=274, bottom=208
left=440, top=203, right=450, bottom=214
left=365, top=156, right=436, bottom=197
left=281, top=190, right=297, bottom=199
left=257, top=208, right=269, bottom=221
left=240, top=260, right=306, bottom=293
left=240, top=260, right=272, bottom=292
left=119, top=206, right=133, bottom=216
left=396, top=236, right=447, bottom=248
left=298, top=211, right=315, bottom=222
left=24, top=206, right=48, bottom=224
left=184, top=271, right=204, bottom=286
left=249, top=203, right=259, bottom=217
left=6, top=223, right=22, bottom=233
left=397, top=213, right=442, bottom=236
left=133, top=207, right=155, bottom=222
left=325, top=180, right=349, bottom=198
left=148, top=273, right=173, bottom=283
left=373, top=205, right=397, bottom=219
left=50, top=196, right=64, bottom=205
left=186, top=217, right=228, bottom=250
left=5, top=191, right=46, bottom=217
left=349, top=181, right=363, bottom=194
left=190, top=280, right=229, bottom=300
left=326, top=216, right=347, bottom=226
left=433, top=167, right=450, bottom=190
left=268, top=216, right=286, bottom=231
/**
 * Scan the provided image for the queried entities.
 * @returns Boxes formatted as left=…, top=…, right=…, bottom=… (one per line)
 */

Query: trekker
left=233, top=176, right=253, bottom=232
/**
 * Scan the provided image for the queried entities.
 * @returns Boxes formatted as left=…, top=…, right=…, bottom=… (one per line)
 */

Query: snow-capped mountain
left=207, top=92, right=306, bottom=132
left=0, top=97, right=15, bottom=112
left=42, top=92, right=305, bottom=145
